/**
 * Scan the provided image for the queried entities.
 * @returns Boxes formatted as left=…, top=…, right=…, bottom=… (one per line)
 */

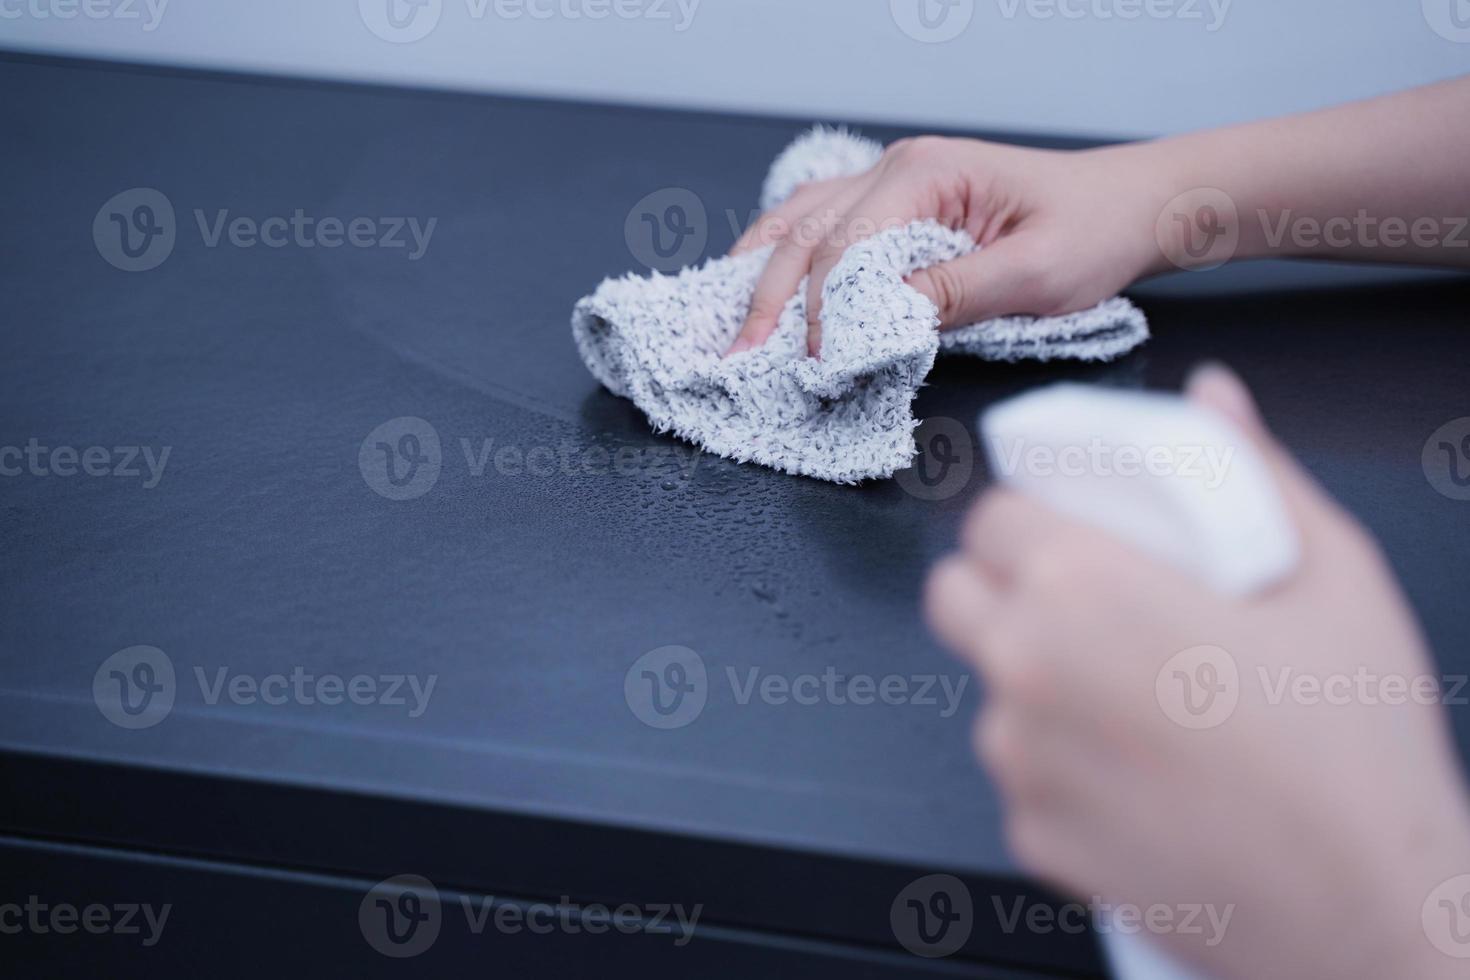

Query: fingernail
left=1186, top=361, right=1260, bottom=431
left=724, top=337, right=753, bottom=358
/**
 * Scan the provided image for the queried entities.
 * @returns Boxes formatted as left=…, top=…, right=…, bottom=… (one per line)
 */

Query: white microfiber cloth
left=572, top=126, right=1150, bottom=483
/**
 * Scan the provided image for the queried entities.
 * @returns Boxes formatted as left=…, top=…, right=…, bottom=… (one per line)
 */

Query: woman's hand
left=924, top=365, right=1470, bottom=980
left=725, top=136, right=1162, bottom=357
left=726, top=76, right=1470, bottom=359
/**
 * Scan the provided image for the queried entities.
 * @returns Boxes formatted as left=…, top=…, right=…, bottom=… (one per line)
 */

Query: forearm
left=1121, top=75, right=1470, bottom=272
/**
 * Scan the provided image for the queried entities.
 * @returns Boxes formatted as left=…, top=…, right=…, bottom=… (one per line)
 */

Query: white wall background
left=3, top=0, right=1468, bottom=138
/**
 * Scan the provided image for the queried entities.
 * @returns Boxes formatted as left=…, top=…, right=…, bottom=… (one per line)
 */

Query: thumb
left=906, top=235, right=1050, bottom=329
left=1184, top=362, right=1347, bottom=545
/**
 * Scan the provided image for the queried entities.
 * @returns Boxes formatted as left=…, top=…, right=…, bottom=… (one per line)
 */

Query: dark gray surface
left=3, top=52, right=1470, bottom=976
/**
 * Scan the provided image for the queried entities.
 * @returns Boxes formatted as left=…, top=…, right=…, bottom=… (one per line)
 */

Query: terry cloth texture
left=571, top=126, right=1149, bottom=483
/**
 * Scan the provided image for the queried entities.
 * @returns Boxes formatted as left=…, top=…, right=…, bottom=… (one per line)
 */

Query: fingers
left=725, top=238, right=819, bottom=355
left=924, top=555, right=1001, bottom=658
left=1184, top=362, right=1350, bottom=547
left=728, top=179, right=843, bottom=257
left=906, top=234, right=1054, bottom=329
left=959, top=489, right=1075, bottom=584
left=803, top=184, right=912, bottom=357
left=1184, top=361, right=1263, bottom=435
left=726, top=181, right=870, bottom=356
left=728, top=203, right=795, bottom=257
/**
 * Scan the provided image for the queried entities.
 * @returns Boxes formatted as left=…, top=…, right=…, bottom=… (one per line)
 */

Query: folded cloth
left=571, top=126, right=1149, bottom=483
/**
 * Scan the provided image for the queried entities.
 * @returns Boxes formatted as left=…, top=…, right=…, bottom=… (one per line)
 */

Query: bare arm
left=726, top=75, right=1470, bottom=357
left=1142, top=74, right=1470, bottom=271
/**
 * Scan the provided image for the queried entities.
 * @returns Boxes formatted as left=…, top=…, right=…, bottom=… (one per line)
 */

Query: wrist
left=1083, top=139, right=1200, bottom=279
